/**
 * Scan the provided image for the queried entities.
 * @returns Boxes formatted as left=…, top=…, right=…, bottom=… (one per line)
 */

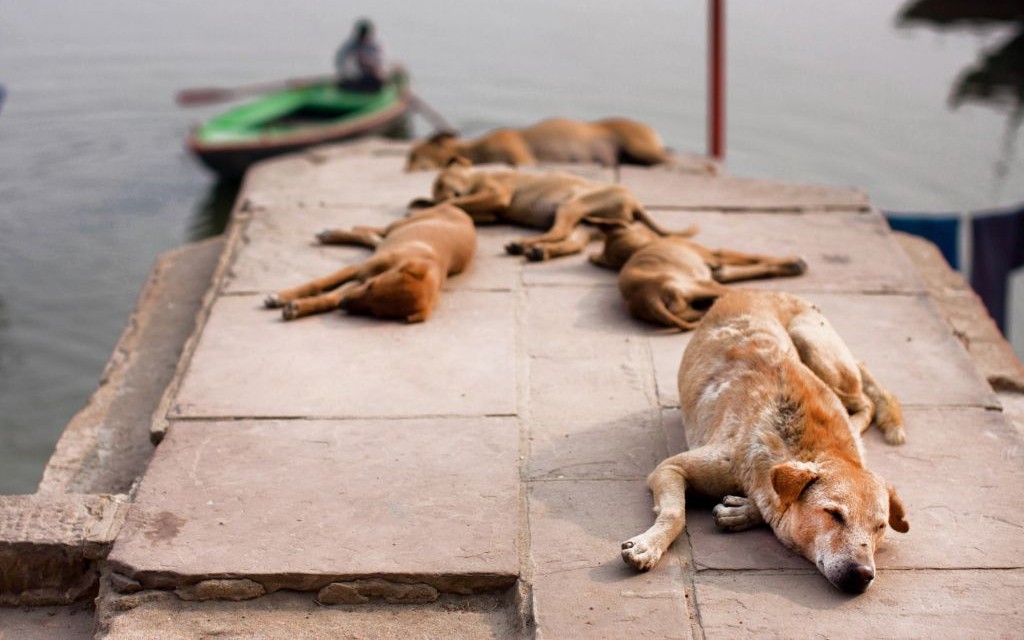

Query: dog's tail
left=638, top=296, right=702, bottom=332
left=634, top=206, right=698, bottom=238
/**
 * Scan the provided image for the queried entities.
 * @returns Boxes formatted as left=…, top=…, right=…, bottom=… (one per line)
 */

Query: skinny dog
left=589, top=220, right=807, bottom=330
left=622, top=291, right=908, bottom=593
left=405, top=117, right=669, bottom=171
left=263, top=203, right=476, bottom=323
left=424, top=162, right=696, bottom=261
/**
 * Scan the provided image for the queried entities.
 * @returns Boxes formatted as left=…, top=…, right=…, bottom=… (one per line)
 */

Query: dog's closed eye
left=824, top=507, right=846, bottom=525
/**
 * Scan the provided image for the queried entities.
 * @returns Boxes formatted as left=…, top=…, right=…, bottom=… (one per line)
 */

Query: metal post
left=708, top=0, right=725, bottom=160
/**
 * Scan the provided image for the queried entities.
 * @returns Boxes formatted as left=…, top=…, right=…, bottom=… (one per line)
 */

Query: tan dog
left=263, top=203, right=476, bottom=323
left=589, top=221, right=807, bottom=330
left=405, top=118, right=669, bottom=171
left=622, top=291, right=908, bottom=593
left=426, top=163, right=696, bottom=261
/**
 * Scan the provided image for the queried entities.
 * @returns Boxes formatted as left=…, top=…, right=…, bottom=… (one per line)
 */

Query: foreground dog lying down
left=405, top=117, right=670, bottom=171
left=589, top=221, right=807, bottom=330
left=263, top=204, right=476, bottom=323
left=622, top=291, right=908, bottom=593
left=426, top=163, right=696, bottom=261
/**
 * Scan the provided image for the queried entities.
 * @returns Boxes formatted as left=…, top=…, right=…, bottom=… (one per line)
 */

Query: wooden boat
left=188, top=72, right=411, bottom=178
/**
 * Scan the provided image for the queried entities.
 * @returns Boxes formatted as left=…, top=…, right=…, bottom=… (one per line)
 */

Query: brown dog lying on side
left=263, top=203, right=476, bottom=323
left=405, top=118, right=670, bottom=171
left=589, top=221, right=807, bottom=330
left=622, top=291, right=908, bottom=593
left=424, top=162, right=696, bottom=261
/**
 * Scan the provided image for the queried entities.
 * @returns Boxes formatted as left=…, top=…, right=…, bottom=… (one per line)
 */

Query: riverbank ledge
left=2, top=138, right=1022, bottom=638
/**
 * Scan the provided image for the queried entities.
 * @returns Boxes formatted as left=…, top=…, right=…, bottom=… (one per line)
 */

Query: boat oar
left=176, top=74, right=335, bottom=107
left=408, top=92, right=455, bottom=133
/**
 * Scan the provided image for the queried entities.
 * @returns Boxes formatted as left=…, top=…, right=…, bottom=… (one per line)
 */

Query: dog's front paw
left=621, top=536, right=663, bottom=571
left=713, top=495, right=764, bottom=532
left=264, top=294, right=283, bottom=309
left=505, top=241, right=525, bottom=256
left=281, top=303, right=300, bottom=321
left=881, top=425, right=907, bottom=446
left=315, top=229, right=334, bottom=244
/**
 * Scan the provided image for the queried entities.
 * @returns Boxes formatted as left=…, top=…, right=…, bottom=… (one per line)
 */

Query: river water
left=1, top=0, right=1021, bottom=493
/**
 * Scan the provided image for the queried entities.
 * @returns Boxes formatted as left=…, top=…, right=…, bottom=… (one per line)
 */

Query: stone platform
left=5, top=139, right=1022, bottom=639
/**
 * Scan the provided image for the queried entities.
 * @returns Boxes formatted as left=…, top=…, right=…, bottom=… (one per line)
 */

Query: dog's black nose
left=838, top=564, right=875, bottom=593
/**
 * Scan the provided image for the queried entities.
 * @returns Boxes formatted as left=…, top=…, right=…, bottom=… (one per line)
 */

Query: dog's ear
left=887, top=484, right=909, bottom=533
left=771, top=461, right=819, bottom=511
left=402, top=261, right=429, bottom=281
left=428, top=130, right=458, bottom=144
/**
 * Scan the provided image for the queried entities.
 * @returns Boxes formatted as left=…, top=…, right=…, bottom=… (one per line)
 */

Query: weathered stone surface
left=694, top=569, right=1024, bottom=639
left=528, top=480, right=693, bottom=639
left=169, top=292, right=516, bottom=419
left=525, top=285, right=641, bottom=359
left=652, top=293, right=998, bottom=409
left=317, top=579, right=439, bottom=605
left=108, top=418, right=519, bottom=593
left=0, top=494, right=128, bottom=606
left=40, top=237, right=225, bottom=495
left=0, top=602, right=94, bottom=640
left=619, top=165, right=869, bottom=210
left=98, top=590, right=519, bottom=640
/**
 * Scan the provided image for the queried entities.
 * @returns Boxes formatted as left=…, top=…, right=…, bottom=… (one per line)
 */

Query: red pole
left=708, top=0, right=725, bottom=160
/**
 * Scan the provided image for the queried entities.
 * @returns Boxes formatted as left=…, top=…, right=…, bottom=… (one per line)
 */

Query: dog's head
left=770, top=459, right=909, bottom=594
left=340, top=261, right=439, bottom=323
left=586, top=219, right=659, bottom=269
left=405, top=131, right=468, bottom=171
left=430, top=159, right=475, bottom=203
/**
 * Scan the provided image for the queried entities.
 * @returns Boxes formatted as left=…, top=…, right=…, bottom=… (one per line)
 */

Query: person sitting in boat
left=335, top=19, right=386, bottom=93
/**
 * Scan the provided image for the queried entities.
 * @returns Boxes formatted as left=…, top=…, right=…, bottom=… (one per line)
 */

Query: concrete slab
left=675, top=408, right=1024, bottom=573
left=169, top=292, right=516, bottom=419
left=107, top=418, right=519, bottom=594
left=525, top=285, right=641, bottom=360
left=693, top=569, right=1024, bottom=639
left=98, top=591, right=518, bottom=640
left=618, top=165, right=869, bottom=210
left=528, top=480, right=693, bottom=639
left=245, top=146, right=435, bottom=209
left=652, top=294, right=998, bottom=409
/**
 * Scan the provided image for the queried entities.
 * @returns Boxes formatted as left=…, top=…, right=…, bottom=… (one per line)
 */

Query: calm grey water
left=1, top=0, right=1021, bottom=493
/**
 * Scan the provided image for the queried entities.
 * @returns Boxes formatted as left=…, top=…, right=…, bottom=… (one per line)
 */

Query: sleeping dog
left=405, top=117, right=669, bottom=170
left=589, top=220, right=806, bottom=330
left=424, top=162, right=696, bottom=261
left=622, top=291, right=908, bottom=593
left=263, top=203, right=476, bottom=323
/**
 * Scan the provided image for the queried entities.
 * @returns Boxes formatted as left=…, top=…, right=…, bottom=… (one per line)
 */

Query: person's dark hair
left=355, top=18, right=373, bottom=41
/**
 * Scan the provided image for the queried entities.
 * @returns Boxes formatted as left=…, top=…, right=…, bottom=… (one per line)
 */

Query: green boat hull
left=188, top=74, right=411, bottom=178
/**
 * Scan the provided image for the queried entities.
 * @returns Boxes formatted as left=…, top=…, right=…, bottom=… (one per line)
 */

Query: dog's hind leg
left=524, top=227, right=599, bottom=262
left=711, top=253, right=807, bottom=283
left=264, top=264, right=363, bottom=308
left=788, top=307, right=890, bottom=442
left=281, top=285, right=355, bottom=320
left=858, top=362, right=906, bottom=445
left=316, top=228, right=384, bottom=247
left=622, top=446, right=735, bottom=570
